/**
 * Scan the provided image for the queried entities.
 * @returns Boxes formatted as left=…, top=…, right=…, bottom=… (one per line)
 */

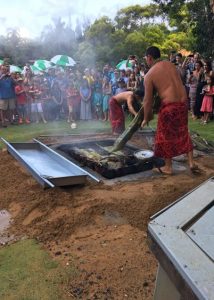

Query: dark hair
left=145, top=46, right=161, bottom=59
left=206, top=74, right=214, bottom=85
left=176, top=53, right=182, bottom=58
left=204, top=60, right=212, bottom=71
left=117, top=78, right=125, bottom=84
left=195, top=60, right=203, bottom=68
left=134, top=89, right=144, bottom=98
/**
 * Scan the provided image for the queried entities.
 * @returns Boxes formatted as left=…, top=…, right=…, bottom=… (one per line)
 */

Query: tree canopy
left=0, top=2, right=213, bottom=67
left=153, top=0, right=214, bottom=57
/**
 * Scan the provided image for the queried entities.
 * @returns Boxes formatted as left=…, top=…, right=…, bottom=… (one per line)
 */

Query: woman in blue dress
left=92, top=74, right=103, bottom=120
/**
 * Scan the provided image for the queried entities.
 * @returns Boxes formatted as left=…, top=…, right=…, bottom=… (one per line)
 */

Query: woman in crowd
left=188, top=60, right=204, bottom=119
left=194, top=60, right=207, bottom=119
left=79, top=78, right=92, bottom=120
left=102, top=76, right=112, bottom=121
left=92, top=73, right=103, bottom=120
left=203, top=60, right=213, bottom=78
left=127, top=72, right=138, bottom=91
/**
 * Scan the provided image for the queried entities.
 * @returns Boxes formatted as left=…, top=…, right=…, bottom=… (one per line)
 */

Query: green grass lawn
left=188, top=117, right=214, bottom=141
left=0, top=116, right=213, bottom=149
left=0, top=239, right=76, bottom=300
left=0, top=120, right=110, bottom=149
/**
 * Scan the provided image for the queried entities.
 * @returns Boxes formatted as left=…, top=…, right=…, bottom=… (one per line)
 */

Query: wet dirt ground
left=0, top=132, right=214, bottom=299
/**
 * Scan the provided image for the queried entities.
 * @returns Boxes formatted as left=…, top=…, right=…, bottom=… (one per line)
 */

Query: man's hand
left=141, top=119, right=148, bottom=128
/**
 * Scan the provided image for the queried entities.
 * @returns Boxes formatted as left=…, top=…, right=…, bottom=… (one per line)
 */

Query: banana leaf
left=190, top=131, right=214, bottom=153
left=111, top=106, right=144, bottom=152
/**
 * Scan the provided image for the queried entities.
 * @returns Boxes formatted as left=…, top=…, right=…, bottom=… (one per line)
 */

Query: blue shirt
left=0, top=76, right=16, bottom=99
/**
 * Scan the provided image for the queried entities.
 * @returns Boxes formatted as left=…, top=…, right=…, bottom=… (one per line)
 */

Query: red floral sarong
left=155, top=101, right=193, bottom=158
left=109, top=97, right=125, bottom=134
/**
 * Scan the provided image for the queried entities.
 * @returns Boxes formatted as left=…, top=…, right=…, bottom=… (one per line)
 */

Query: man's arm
left=127, top=94, right=137, bottom=116
left=141, top=74, right=154, bottom=127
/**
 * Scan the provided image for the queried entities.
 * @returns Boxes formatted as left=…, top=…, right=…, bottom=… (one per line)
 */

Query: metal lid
left=134, top=150, right=154, bottom=160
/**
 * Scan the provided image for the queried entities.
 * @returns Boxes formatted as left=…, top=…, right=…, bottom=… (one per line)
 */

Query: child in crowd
left=15, top=77, right=30, bottom=124
left=66, top=79, right=79, bottom=128
left=29, top=79, right=47, bottom=124
left=200, top=75, right=214, bottom=124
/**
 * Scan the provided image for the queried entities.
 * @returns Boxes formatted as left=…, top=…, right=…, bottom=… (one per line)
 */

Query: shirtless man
left=141, top=46, right=198, bottom=175
left=109, top=90, right=143, bottom=135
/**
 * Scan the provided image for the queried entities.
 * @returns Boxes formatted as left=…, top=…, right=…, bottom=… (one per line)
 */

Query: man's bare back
left=113, top=91, right=138, bottom=116
left=145, top=60, right=187, bottom=104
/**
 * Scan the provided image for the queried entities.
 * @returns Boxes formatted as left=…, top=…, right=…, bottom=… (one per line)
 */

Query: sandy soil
left=0, top=133, right=214, bottom=300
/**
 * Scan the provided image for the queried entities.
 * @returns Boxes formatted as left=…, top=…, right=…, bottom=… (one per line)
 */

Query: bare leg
left=190, top=97, right=196, bottom=119
left=40, top=112, right=47, bottom=123
left=67, top=112, right=71, bottom=123
left=0, top=109, right=4, bottom=124
left=35, top=112, right=39, bottom=123
left=187, top=151, right=201, bottom=174
left=187, top=151, right=194, bottom=169
left=103, top=111, right=109, bottom=121
left=204, top=112, right=209, bottom=123
left=0, top=109, right=7, bottom=127
left=159, top=158, right=173, bottom=175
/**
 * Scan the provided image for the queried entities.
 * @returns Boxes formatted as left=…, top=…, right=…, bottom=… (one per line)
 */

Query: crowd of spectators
left=171, top=51, right=214, bottom=125
left=0, top=51, right=213, bottom=129
left=0, top=60, right=146, bottom=128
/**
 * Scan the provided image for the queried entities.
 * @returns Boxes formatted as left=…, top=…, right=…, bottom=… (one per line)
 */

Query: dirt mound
left=0, top=135, right=214, bottom=299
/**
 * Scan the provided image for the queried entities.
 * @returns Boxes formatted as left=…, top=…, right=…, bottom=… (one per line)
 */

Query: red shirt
left=15, top=85, right=27, bottom=105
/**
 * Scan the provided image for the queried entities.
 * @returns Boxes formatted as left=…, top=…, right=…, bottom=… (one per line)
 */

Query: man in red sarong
left=109, top=90, right=144, bottom=135
left=109, top=96, right=125, bottom=134
left=141, top=46, right=199, bottom=175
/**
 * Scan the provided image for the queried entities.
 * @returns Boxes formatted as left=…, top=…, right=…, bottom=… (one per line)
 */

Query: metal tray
left=1, top=138, right=90, bottom=188
left=55, top=139, right=164, bottom=179
left=148, top=177, right=214, bottom=300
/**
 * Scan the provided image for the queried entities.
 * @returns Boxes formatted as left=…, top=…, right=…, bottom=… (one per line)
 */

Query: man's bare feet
left=153, top=167, right=173, bottom=175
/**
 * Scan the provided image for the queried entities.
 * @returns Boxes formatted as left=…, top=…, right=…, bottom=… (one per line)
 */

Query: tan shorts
left=0, top=98, right=16, bottom=111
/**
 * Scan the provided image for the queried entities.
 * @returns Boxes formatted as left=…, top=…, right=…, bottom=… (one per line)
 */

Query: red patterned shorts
left=155, top=101, right=193, bottom=158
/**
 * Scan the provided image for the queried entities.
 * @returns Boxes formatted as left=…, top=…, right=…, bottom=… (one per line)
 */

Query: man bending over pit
left=109, top=89, right=144, bottom=135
